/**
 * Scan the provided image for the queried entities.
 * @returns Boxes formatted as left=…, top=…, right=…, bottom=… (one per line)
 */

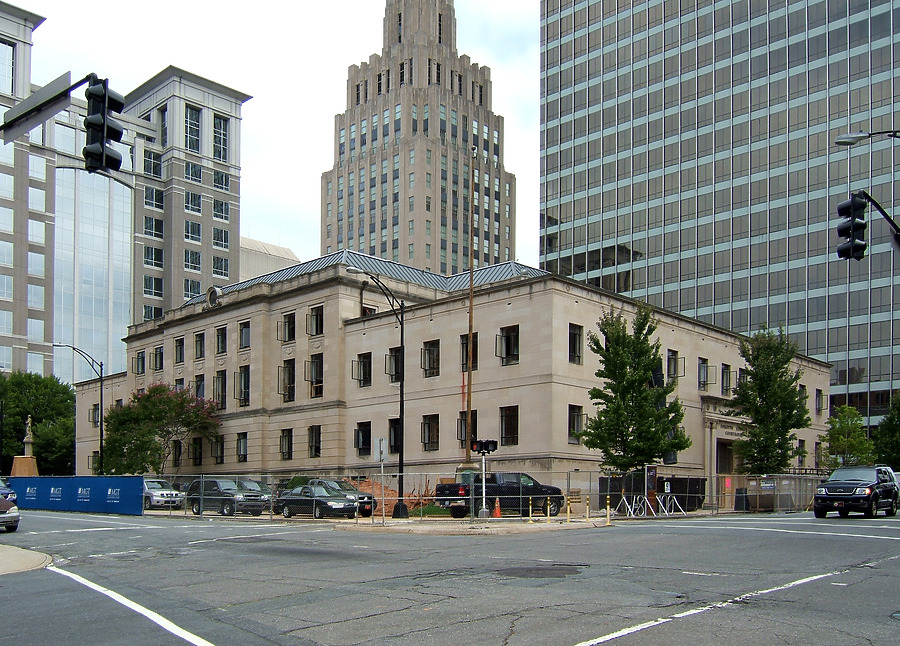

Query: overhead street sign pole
left=1, top=71, right=98, bottom=145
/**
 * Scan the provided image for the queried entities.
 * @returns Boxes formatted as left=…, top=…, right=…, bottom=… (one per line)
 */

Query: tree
left=819, top=405, right=874, bottom=469
left=724, top=327, right=810, bottom=474
left=580, top=305, right=690, bottom=473
left=32, top=417, right=75, bottom=475
left=0, top=371, right=75, bottom=475
left=103, top=384, right=221, bottom=475
left=873, top=393, right=900, bottom=469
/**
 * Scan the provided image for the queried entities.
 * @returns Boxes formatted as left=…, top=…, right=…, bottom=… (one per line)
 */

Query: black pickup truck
left=435, top=472, right=565, bottom=519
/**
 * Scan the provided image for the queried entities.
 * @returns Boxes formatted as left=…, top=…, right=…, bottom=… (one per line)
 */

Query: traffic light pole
left=855, top=189, right=900, bottom=241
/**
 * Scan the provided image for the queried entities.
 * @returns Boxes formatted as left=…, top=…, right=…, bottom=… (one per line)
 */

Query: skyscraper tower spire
left=321, top=0, right=516, bottom=275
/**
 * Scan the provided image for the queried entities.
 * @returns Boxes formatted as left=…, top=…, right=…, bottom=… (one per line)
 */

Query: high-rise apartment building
left=540, top=0, right=900, bottom=425
left=0, top=2, right=249, bottom=385
left=321, top=0, right=517, bottom=275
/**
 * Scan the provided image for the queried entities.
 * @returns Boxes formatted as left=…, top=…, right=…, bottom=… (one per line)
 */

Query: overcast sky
left=24, top=0, right=541, bottom=267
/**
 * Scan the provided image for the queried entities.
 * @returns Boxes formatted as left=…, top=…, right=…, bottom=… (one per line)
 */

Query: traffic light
left=83, top=75, right=125, bottom=173
left=836, top=192, right=868, bottom=261
left=471, top=439, right=498, bottom=454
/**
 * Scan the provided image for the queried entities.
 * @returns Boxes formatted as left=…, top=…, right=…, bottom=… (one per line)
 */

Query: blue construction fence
left=8, top=475, right=144, bottom=516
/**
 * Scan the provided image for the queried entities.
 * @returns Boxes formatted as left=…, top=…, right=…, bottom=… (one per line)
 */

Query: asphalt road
left=2, top=511, right=898, bottom=646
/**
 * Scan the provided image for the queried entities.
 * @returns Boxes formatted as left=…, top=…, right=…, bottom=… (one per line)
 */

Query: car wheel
left=813, top=509, right=827, bottom=518
left=221, top=501, right=235, bottom=516
left=5, top=523, right=18, bottom=533
left=360, top=510, right=373, bottom=518
left=143, top=497, right=152, bottom=511
left=191, top=501, right=201, bottom=516
left=450, top=507, right=469, bottom=519
left=864, top=497, right=878, bottom=518
left=886, top=497, right=898, bottom=517
left=543, top=498, right=561, bottom=517
left=838, top=509, right=850, bottom=518
left=282, top=505, right=293, bottom=519
left=313, top=504, right=324, bottom=520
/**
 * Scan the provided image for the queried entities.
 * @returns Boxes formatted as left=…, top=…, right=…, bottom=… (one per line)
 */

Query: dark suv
left=186, top=478, right=266, bottom=516
left=814, top=465, right=899, bottom=518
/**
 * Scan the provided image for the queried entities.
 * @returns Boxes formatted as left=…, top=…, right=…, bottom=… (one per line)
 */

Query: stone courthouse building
left=74, top=251, right=830, bottom=501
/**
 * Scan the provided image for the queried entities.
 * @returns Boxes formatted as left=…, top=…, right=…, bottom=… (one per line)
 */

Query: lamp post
left=346, top=266, right=409, bottom=518
left=465, top=144, right=478, bottom=470
left=834, top=130, right=900, bottom=147
left=54, top=343, right=104, bottom=474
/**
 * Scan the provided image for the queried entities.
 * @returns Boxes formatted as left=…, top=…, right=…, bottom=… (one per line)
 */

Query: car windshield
left=240, top=481, right=271, bottom=494
left=332, top=481, right=358, bottom=493
left=828, top=468, right=875, bottom=482
left=218, top=480, right=239, bottom=492
left=310, top=485, right=343, bottom=498
left=145, top=480, right=169, bottom=490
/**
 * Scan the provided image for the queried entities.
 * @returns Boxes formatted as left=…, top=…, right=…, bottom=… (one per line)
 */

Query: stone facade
left=75, top=251, right=830, bottom=486
left=321, top=0, right=516, bottom=275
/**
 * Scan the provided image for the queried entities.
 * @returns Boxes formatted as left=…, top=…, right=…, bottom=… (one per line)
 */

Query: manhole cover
left=497, top=565, right=582, bottom=579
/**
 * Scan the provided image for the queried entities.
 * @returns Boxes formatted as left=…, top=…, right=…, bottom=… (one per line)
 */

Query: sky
left=24, top=0, right=542, bottom=267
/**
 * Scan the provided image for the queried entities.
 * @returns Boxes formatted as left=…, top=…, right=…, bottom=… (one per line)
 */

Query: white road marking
left=187, top=529, right=328, bottom=545
left=48, top=565, right=215, bottom=646
left=574, top=552, right=900, bottom=645
left=573, top=570, right=845, bottom=645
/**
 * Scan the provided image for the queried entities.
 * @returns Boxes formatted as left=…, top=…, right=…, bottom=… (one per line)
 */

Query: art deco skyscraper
left=540, top=0, right=900, bottom=427
left=322, top=0, right=516, bottom=275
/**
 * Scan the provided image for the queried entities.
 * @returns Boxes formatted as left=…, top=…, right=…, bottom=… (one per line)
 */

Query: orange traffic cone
left=493, top=497, right=502, bottom=518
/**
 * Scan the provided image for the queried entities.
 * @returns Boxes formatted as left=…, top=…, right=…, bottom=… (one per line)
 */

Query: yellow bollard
left=605, top=494, right=611, bottom=526
left=586, top=498, right=590, bottom=521
left=566, top=497, right=571, bottom=523
left=546, top=497, right=551, bottom=522
left=528, top=496, right=534, bottom=523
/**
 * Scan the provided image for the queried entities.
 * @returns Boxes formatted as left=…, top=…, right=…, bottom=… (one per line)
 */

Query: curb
left=0, top=544, right=52, bottom=576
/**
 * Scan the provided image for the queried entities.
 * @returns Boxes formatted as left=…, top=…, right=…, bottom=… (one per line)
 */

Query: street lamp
left=54, top=343, right=104, bottom=474
left=346, top=266, right=409, bottom=518
left=834, top=130, right=900, bottom=147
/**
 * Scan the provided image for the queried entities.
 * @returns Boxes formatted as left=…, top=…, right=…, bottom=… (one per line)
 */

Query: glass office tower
left=540, top=0, right=900, bottom=425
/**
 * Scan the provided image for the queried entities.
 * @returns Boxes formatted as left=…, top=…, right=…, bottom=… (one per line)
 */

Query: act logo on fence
left=8, top=476, right=143, bottom=515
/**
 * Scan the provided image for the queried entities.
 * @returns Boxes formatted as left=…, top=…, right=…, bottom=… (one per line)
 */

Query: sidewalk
left=0, top=544, right=51, bottom=576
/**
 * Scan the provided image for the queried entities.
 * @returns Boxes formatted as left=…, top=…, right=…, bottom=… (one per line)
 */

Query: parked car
left=276, top=484, right=357, bottom=519
left=236, top=479, right=273, bottom=507
left=307, top=478, right=377, bottom=517
left=0, top=497, right=19, bottom=532
left=186, top=478, right=267, bottom=516
left=143, top=478, right=184, bottom=510
left=0, top=476, right=16, bottom=504
left=814, top=465, right=899, bottom=518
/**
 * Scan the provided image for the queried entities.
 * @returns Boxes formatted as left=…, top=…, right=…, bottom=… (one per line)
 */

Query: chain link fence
left=144, top=468, right=826, bottom=520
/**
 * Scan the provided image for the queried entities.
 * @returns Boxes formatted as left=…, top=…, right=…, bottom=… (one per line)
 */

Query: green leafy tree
left=819, top=405, right=874, bottom=469
left=725, top=327, right=810, bottom=474
left=32, top=417, right=75, bottom=475
left=104, top=384, right=221, bottom=475
left=0, top=371, right=75, bottom=475
left=580, top=305, right=690, bottom=473
left=873, top=393, right=900, bottom=469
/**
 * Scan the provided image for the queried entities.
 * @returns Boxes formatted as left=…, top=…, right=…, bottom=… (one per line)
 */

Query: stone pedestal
left=10, top=455, right=38, bottom=476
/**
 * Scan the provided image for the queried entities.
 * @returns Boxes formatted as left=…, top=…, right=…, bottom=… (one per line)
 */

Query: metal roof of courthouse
left=185, top=250, right=548, bottom=307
